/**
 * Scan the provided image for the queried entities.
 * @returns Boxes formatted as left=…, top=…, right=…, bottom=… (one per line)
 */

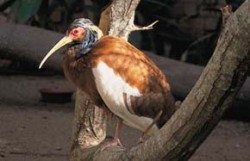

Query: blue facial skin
left=69, top=18, right=99, bottom=60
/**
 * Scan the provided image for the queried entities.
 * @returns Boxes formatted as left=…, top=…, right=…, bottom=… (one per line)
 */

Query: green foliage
left=11, top=0, right=42, bottom=23
left=0, top=0, right=101, bottom=31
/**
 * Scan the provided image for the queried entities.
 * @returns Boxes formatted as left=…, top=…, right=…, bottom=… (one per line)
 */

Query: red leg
left=113, top=117, right=123, bottom=145
left=138, top=110, right=163, bottom=144
left=101, top=118, right=123, bottom=150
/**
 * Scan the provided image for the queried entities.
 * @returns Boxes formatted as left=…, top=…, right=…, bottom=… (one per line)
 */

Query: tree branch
left=108, top=0, right=141, bottom=39
left=131, top=20, right=158, bottom=32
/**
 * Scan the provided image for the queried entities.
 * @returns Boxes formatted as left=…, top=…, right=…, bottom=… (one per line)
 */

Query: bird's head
left=39, top=18, right=103, bottom=68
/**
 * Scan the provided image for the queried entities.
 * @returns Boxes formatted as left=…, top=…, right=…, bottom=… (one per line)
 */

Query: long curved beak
left=39, top=36, right=73, bottom=69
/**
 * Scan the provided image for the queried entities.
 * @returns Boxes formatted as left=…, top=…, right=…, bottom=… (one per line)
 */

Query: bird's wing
left=123, top=90, right=176, bottom=128
left=91, top=36, right=176, bottom=126
left=123, top=91, right=175, bottom=118
left=91, top=36, right=171, bottom=93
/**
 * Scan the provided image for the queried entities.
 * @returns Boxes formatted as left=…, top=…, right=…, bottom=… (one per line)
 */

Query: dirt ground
left=0, top=75, right=250, bottom=161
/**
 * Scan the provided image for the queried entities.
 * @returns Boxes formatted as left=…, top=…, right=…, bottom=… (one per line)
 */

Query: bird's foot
left=100, top=138, right=123, bottom=151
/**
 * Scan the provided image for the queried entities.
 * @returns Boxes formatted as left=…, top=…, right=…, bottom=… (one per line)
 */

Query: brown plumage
left=39, top=18, right=176, bottom=148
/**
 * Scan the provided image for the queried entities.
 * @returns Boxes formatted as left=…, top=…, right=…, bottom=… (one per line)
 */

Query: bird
left=39, top=18, right=177, bottom=148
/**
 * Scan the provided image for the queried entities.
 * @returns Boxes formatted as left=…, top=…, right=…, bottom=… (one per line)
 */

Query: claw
left=100, top=138, right=123, bottom=151
left=101, top=118, right=124, bottom=151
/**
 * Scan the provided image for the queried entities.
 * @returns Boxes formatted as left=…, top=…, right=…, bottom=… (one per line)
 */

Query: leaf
left=0, top=0, right=17, bottom=12
left=11, top=0, right=42, bottom=23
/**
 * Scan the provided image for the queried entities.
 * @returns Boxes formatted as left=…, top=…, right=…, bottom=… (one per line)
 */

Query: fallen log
left=0, top=23, right=62, bottom=72
left=0, top=23, right=249, bottom=120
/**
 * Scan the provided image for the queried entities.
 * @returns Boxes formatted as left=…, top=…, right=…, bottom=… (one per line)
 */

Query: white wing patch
left=92, top=61, right=159, bottom=135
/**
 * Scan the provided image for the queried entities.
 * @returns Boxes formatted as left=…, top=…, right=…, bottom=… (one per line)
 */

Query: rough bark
left=70, top=90, right=107, bottom=161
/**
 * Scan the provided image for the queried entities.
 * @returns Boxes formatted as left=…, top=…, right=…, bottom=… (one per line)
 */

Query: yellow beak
left=39, top=36, right=73, bottom=69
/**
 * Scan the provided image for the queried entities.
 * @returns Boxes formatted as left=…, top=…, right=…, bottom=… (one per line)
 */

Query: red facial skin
left=68, top=27, right=85, bottom=41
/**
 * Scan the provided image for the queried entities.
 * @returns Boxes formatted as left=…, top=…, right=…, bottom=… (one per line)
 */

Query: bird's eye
left=73, top=29, right=78, bottom=35
left=69, top=27, right=84, bottom=40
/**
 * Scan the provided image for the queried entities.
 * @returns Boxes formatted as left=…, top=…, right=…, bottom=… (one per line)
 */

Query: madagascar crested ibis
left=39, top=18, right=177, bottom=148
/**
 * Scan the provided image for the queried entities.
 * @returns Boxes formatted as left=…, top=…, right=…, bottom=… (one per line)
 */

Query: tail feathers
left=157, top=92, right=177, bottom=128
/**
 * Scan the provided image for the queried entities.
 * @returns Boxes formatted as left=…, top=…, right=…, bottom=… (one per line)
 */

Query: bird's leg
left=101, top=118, right=123, bottom=150
left=138, top=110, right=163, bottom=143
left=113, top=117, right=123, bottom=145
